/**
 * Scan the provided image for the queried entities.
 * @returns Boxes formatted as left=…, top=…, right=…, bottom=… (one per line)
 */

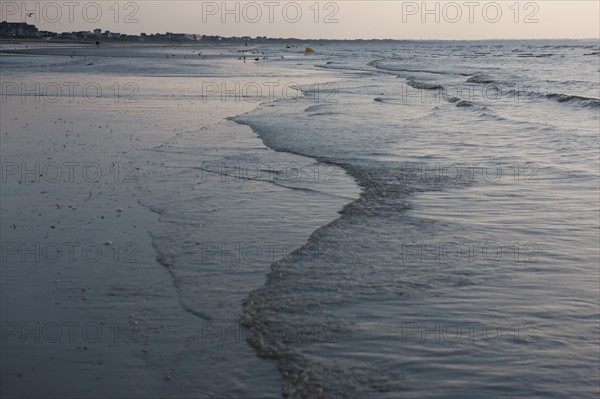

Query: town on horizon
left=2, top=21, right=597, bottom=45
left=0, top=20, right=262, bottom=42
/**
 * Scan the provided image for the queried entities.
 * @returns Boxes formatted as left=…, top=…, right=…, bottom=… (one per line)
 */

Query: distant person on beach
left=96, top=41, right=101, bottom=48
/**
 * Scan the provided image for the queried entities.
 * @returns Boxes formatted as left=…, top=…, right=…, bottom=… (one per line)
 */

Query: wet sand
left=0, top=42, right=357, bottom=397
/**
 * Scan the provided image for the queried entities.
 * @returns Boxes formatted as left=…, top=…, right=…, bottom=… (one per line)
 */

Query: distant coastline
left=0, top=21, right=397, bottom=45
left=1, top=21, right=595, bottom=47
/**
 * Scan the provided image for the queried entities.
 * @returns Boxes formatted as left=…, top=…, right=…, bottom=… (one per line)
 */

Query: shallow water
left=237, top=39, right=600, bottom=398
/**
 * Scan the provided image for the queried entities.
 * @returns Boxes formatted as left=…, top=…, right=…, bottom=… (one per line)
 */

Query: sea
left=2, top=39, right=599, bottom=398
left=233, top=39, right=600, bottom=398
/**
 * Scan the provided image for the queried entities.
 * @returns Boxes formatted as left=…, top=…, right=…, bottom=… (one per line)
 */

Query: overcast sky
left=2, top=1, right=599, bottom=40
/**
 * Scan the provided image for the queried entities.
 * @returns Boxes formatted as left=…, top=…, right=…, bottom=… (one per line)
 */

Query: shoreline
left=0, top=41, right=360, bottom=398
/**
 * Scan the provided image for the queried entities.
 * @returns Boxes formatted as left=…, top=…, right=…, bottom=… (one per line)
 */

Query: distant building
left=0, top=21, right=38, bottom=37
left=94, top=28, right=101, bottom=37
left=74, top=31, right=93, bottom=39
left=201, top=35, right=221, bottom=42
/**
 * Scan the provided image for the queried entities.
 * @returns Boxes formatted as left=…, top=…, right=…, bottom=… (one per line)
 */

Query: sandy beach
left=0, top=42, right=357, bottom=398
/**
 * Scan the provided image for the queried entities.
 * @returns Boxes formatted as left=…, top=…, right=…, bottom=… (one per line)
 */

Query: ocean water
left=2, top=40, right=597, bottom=398
left=132, top=40, right=599, bottom=397
left=232, top=40, right=600, bottom=398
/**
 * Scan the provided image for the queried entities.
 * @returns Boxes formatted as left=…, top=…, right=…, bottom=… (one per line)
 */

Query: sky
left=2, top=1, right=599, bottom=40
